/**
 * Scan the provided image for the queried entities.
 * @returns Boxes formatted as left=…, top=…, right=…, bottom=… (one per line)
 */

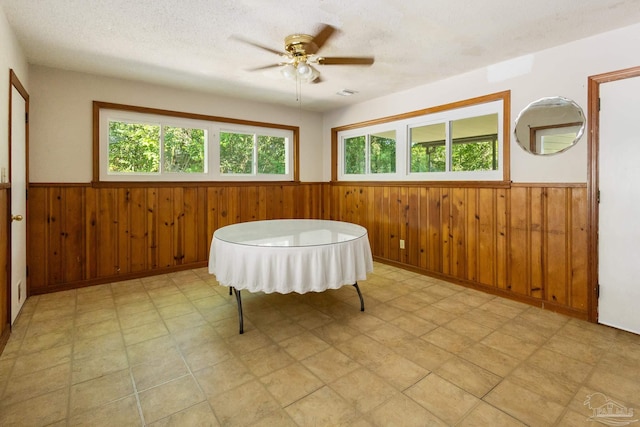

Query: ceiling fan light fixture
left=280, top=63, right=297, bottom=79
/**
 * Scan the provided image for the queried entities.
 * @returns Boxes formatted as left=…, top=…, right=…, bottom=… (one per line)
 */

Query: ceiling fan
left=231, top=24, right=375, bottom=83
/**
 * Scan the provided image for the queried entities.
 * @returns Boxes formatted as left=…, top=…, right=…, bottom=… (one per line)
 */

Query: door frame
left=587, top=65, right=640, bottom=323
left=7, top=69, right=30, bottom=327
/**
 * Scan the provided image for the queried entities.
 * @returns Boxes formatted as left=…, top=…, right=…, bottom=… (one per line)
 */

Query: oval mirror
left=514, top=96, right=585, bottom=155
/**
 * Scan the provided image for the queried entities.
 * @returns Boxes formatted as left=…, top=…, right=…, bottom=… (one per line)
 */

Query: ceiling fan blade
left=230, top=35, right=285, bottom=56
left=317, top=56, right=375, bottom=66
left=306, top=24, right=337, bottom=54
left=245, top=63, right=283, bottom=71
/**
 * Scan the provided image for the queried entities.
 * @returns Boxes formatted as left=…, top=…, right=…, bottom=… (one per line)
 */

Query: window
left=95, top=102, right=297, bottom=182
left=334, top=92, right=508, bottom=182
left=344, top=130, right=397, bottom=175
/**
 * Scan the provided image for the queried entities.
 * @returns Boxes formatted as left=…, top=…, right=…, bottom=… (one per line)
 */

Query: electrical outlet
left=399, top=239, right=405, bottom=249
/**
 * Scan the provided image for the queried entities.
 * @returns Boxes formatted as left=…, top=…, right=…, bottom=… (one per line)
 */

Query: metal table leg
left=353, top=282, right=365, bottom=311
left=231, top=287, right=244, bottom=334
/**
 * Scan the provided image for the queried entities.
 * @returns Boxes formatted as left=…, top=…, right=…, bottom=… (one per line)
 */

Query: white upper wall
left=323, top=22, right=640, bottom=183
left=26, top=22, right=640, bottom=184
left=28, top=66, right=323, bottom=183
left=0, top=7, right=28, bottom=178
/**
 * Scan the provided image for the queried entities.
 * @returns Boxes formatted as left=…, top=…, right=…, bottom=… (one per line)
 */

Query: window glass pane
left=450, top=114, right=498, bottom=172
left=163, top=126, right=206, bottom=173
left=370, top=131, right=396, bottom=174
left=344, top=136, right=366, bottom=174
left=220, top=131, right=253, bottom=174
left=410, top=123, right=446, bottom=172
left=257, top=135, right=286, bottom=174
left=108, top=121, right=160, bottom=173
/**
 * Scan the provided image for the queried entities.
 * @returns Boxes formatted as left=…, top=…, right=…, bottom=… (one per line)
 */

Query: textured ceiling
left=2, top=0, right=640, bottom=112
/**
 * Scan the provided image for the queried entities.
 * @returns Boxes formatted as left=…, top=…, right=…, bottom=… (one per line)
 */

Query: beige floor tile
left=69, top=368, right=134, bottom=416
left=458, top=343, right=520, bottom=377
left=285, top=385, right=360, bottom=426
left=507, top=362, right=580, bottom=405
left=458, top=401, right=526, bottom=426
left=148, top=401, right=219, bottom=427
left=478, top=299, right=525, bottom=319
left=139, top=375, right=206, bottom=424
left=118, top=307, right=162, bottom=330
left=239, top=344, right=295, bottom=377
left=279, top=330, right=330, bottom=360
left=250, top=409, right=297, bottom=427
left=405, top=373, right=479, bottom=425
left=334, top=335, right=396, bottom=369
left=172, top=323, right=219, bottom=352
left=367, top=393, right=448, bottom=427
left=310, top=321, right=361, bottom=345
left=434, top=356, right=502, bottom=398
left=462, top=308, right=511, bottom=330
left=0, top=357, right=14, bottom=384
left=68, top=395, right=142, bottom=427
left=260, top=362, right=323, bottom=406
left=19, top=329, right=72, bottom=355
left=2, top=362, right=70, bottom=406
left=484, top=379, right=565, bottom=426
left=444, top=317, right=494, bottom=341
left=25, top=314, right=74, bottom=339
left=157, top=301, right=197, bottom=320
left=163, top=310, right=208, bottom=334
left=527, top=347, right=593, bottom=384
left=480, top=330, right=539, bottom=360
left=544, top=334, right=605, bottom=365
left=132, top=350, right=190, bottom=391
left=364, top=323, right=414, bottom=347
left=209, top=379, right=280, bottom=426
left=392, top=337, right=453, bottom=371
left=182, top=340, right=233, bottom=372
left=497, top=318, right=549, bottom=345
left=370, top=351, right=429, bottom=390
left=4, top=265, right=640, bottom=427
left=122, top=320, right=169, bottom=346
left=389, top=313, right=438, bottom=336
left=126, top=335, right=179, bottom=366
left=555, top=409, right=597, bottom=427
left=301, top=347, right=360, bottom=383
left=75, top=317, right=121, bottom=341
left=422, top=326, right=475, bottom=353
left=10, top=343, right=71, bottom=377
left=330, top=368, right=398, bottom=413
left=71, top=348, right=129, bottom=384
left=194, top=358, right=254, bottom=398
left=0, top=388, right=69, bottom=426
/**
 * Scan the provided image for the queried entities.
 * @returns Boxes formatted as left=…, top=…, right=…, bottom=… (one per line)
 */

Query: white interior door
left=598, top=75, right=640, bottom=334
left=10, top=85, right=27, bottom=324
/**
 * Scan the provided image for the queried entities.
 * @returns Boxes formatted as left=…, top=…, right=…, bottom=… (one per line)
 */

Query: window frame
left=93, top=101, right=299, bottom=183
left=331, top=91, right=510, bottom=183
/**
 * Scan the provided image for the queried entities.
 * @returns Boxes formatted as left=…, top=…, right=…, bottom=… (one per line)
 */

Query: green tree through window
left=109, top=121, right=160, bottom=173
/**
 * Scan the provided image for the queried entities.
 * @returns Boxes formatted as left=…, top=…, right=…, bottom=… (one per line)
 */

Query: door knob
left=11, top=214, right=23, bottom=222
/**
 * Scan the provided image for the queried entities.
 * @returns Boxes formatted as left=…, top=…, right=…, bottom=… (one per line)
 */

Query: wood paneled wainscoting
left=26, top=181, right=589, bottom=320
left=325, top=182, right=589, bottom=320
left=27, top=183, right=327, bottom=295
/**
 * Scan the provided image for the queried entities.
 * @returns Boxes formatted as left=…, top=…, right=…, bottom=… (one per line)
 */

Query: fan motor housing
left=284, top=34, right=315, bottom=56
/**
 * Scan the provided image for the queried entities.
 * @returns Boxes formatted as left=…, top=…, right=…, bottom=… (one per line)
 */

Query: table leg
left=232, top=287, right=244, bottom=334
left=353, top=283, right=365, bottom=311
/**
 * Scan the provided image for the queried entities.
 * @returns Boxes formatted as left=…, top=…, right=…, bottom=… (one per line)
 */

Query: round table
left=209, top=219, right=374, bottom=333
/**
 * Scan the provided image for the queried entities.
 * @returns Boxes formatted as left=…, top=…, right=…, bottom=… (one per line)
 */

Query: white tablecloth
left=208, top=220, right=373, bottom=294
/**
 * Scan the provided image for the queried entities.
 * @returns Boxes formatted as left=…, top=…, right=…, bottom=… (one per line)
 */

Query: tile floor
left=1, top=263, right=640, bottom=426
